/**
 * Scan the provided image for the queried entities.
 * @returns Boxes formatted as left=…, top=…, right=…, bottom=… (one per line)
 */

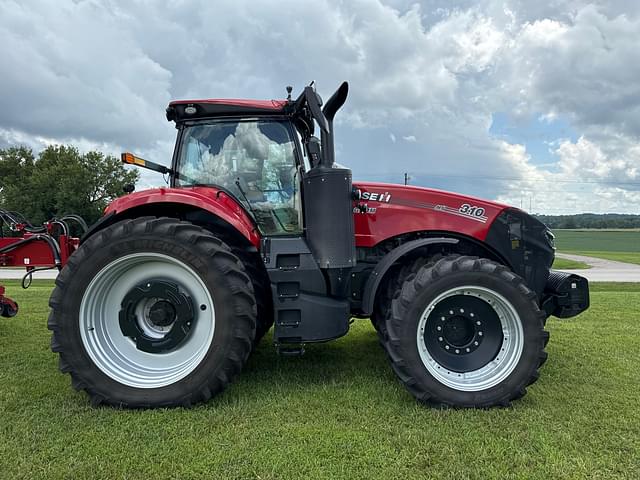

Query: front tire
left=383, top=256, right=548, bottom=407
left=48, top=217, right=256, bottom=408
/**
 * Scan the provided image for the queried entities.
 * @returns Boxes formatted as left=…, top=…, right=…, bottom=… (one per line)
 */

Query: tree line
left=535, top=213, right=640, bottom=229
left=0, top=145, right=139, bottom=230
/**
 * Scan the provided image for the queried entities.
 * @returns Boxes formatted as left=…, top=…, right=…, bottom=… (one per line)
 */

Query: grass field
left=1, top=280, right=639, bottom=479
left=551, top=257, right=590, bottom=269
left=554, top=229, right=640, bottom=264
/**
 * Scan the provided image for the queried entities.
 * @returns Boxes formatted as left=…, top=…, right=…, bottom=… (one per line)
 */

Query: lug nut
left=437, top=326, right=442, bottom=331
left=438, top=336, right=443, bottom=342
left=466, top=348, right=470, bottom=352
left=476, top=321, right=481, bottom=325
left=470, top=313, right=475, bottom=317
left=479, top=331, right=483, bottom=336
left=449, top=310, right=454, bottom=315
left=460, top=308, right=464, bottom=313
left=474, top=341, right=479, bottom=346
left=445, top=345, right=450, bottom=350
left=455, top=349, right=460, bottom=354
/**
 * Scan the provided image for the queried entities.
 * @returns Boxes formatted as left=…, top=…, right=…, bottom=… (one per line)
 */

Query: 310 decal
left=459, top=203, right=486, bottom=218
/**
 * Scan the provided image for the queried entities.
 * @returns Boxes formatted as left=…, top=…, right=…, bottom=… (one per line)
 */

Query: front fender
left=361, top=237, right=459, bottom=316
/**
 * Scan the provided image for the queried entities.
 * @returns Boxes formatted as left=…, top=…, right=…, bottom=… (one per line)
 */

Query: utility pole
left=404, top=172, right=409, bottom=185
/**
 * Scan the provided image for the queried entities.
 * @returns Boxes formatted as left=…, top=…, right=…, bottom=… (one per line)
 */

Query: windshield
left=175, top=120, right=302, bottom=235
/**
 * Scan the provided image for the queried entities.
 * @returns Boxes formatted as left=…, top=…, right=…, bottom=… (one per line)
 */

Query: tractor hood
left=352, top=181, right=555, bottom=295
left=352, top=181, right=513, bottom=248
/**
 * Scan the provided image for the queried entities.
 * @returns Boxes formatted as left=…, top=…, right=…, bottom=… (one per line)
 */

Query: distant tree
left=0, top=146, right=38, bottom=221
left=536, top=213, right=640, bottom=229
left=0, top=145, right=139, bottom=227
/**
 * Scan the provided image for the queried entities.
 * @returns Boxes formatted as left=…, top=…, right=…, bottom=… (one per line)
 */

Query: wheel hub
left=119, top=280, right=195, bottom=354
left=442, top=315, right=475, bottom=347
left=148, top=300, right=177, bottom=327
left=424, top=294, right=503, bottom=373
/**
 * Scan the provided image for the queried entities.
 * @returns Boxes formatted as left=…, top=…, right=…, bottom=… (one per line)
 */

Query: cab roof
left=166, top=98, right=288, bottom=122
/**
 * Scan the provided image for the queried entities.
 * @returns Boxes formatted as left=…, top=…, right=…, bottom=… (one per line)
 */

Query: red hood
left=351, top=181, right=514, bottom=248
left=354, top=181, right=512, bottom=211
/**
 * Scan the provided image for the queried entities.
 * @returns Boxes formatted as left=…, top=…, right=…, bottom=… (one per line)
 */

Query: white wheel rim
left=79, top=253, right=215, bottom=389
left=416, top=286, right=524, bottom=392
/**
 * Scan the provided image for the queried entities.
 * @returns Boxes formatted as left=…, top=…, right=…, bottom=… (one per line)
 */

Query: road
left=1, top=253, right=639, bottom=282
left=555, top=252, right=640, bottom=282
left=0, top=268, right=59, bottom=280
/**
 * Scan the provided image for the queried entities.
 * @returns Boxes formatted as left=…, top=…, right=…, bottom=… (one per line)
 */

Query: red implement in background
left=0, top=210, right=83, bottom=318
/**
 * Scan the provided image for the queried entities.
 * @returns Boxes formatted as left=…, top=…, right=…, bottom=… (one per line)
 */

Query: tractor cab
left=173, top=118, right=303, bottom=235
left=164, top=84, right=349, bottom=238
left=163, top=83, right=356, bottom=350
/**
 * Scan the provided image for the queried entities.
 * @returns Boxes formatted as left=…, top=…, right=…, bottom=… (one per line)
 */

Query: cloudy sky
left=2, top=0, right=640, bottom=214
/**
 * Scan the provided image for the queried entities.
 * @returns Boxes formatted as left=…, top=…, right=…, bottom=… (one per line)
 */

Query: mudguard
left=97, top=186, right=260, bottom=247
left=360, top=237, right=459, bottom=316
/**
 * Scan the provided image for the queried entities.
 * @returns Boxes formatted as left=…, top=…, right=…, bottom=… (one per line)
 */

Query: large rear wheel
left=383, top=256, right=548, bottom=407
left=48, top=217, right=256, bottom=408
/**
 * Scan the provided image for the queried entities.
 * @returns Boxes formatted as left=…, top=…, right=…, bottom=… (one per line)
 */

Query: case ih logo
left=360, top=191, right=392, bottom=203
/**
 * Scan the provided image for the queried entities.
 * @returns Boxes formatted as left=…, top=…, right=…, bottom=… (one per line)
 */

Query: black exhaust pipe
left=320, top=82, right=349, bottom=168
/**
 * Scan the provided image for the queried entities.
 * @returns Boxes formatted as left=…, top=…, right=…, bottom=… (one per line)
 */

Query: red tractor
left=46, top=82, right=589, bottom=408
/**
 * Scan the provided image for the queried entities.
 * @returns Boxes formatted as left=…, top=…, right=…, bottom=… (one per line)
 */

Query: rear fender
left=84, top=188, right=260, bottom=247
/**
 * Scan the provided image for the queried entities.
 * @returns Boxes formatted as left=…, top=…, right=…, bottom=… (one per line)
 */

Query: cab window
left=176, top=120, right=302, bottom=235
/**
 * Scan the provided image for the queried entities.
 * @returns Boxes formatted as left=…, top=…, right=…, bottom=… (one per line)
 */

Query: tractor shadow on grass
left=235, top=320, right=398, bottom=397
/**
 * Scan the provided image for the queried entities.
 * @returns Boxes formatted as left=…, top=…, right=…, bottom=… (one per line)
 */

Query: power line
left=361, top=171, right=640, bottom=187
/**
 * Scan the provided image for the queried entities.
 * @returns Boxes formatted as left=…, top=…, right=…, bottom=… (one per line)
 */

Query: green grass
left=1, top=280, right=639, bottom=479
left=551, top=257, right=590, bottom=269
left=553, top=229, right=640, bottom=265
left=553, top=229, right=640, bottom=253
left=565, top=251, right=640, bottom=265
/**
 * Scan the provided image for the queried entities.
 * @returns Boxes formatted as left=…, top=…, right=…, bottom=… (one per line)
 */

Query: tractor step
left=264, top=237, right=351, bottom=345
left=276, top=344, right=306, bottom=356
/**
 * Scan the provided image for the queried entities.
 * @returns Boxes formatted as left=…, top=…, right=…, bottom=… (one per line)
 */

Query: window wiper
left=234, top=178, right=259, bottom=224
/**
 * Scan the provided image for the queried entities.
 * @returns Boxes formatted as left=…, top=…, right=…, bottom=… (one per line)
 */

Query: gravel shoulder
left=555, top=252, right=640, bottom=282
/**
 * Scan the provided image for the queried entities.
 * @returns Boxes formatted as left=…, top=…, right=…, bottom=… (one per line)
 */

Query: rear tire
left=48, top=217, right=256, bottom=408
left=383, top=256, right=548, bottom=407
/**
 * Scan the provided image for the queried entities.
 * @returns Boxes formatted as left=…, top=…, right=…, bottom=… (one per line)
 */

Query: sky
left=1, top=0, right=640, bottom=214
